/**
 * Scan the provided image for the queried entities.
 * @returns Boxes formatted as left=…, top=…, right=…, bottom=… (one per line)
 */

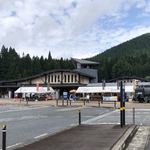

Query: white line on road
left=6, top=142, right=23, bottom=149
left=126, top=109, right=150, bottom=111
left=56, top=107, right=83, bottom=112
left=34, top=133, right=48, bottom=139
left=82, top=110, right=119, bottom=124
left=0, top=106, right=49, bottom=114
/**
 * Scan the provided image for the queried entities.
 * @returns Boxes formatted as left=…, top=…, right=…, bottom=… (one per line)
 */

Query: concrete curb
left=110, top=125, right=139, bottom=150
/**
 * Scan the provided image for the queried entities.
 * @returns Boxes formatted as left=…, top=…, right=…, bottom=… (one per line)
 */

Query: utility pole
left=120, top=81, right=126, bottom=127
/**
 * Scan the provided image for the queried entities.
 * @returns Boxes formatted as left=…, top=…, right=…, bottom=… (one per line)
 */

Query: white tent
left=15, top=86, right=55, bottom=94
left=76, top=85, right=134, bottom=93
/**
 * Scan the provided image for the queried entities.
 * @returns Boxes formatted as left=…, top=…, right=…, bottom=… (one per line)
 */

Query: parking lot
left=0, top=99, right=150, bottom=149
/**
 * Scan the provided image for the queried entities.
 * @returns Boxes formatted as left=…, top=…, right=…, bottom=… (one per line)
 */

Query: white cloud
left=0, top=0, right=149, bottom=59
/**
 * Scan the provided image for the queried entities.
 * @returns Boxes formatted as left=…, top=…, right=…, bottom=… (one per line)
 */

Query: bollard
left=114, top=101, right=116, bottom=109
left=62, top=99, right=64, bottom=106
left=56, top=99, right=58, bottom=106
left=83, top=99, right=86, bottom=106
left=133, top=107, right=135, bottom=125
left=2, top=125, right=6, bottom=150
left=70, top=99, right=72, bottom=106
left=98, top=100, right=100, bottom=107
left=79, top=110, right=81, bottom=125
left=67, top=99, right=68, bottom=106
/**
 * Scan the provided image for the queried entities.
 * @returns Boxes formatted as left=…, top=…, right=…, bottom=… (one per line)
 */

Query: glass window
left=71, top=75, right=74, bottom=82
left=68, top=75, right=70, bottom=83
left=64, top=75, right=66, bottom=82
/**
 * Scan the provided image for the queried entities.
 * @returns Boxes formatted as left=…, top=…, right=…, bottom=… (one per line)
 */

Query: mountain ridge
left=89, top=33, right=150, bottom=80
left=91, top=33, right=150, bottom=61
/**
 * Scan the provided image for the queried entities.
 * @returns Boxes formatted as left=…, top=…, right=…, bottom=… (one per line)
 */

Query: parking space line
left=56, top=107, right=83, bottom=112
left=34, top=133, right=48, bottom=139
left=0, top=106, right=49, bottom=114
left=6, top=142, right=23, bottom=149
left=82, top=110, right=119, bottom=124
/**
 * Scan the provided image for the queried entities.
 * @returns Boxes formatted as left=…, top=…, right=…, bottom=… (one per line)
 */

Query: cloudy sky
left=0, top=0, right=150, bottom=59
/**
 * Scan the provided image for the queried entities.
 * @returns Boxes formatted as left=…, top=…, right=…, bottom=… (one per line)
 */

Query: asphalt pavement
left=15, top=124, right=132, bottom=150
left=1, top=99, right=150, bottom=149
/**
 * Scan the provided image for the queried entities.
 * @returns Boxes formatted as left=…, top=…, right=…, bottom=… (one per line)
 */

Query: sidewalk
left=1, top=98, right=150, bottom=109
left=15, top=124, right=134, bottom=150
left=0, top=98, right=150, bottom=109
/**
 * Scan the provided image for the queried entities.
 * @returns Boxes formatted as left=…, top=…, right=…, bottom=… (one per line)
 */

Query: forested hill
left=90, top=33, right=150, bottom=80
left=0, top=46, right=74, bottom=81
left=92, top=33, right=150, bottom=61
left=0, top=33, right=150, bottom=81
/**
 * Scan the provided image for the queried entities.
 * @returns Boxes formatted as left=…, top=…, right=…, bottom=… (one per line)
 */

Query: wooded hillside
left=0, top=46, right=74, bottom=81
left=0, top=33, right=150, bottom=81
left=90, top=33, right=150, bottom=81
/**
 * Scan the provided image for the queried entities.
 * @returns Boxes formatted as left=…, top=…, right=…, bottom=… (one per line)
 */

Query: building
left=0, top=58, right=99, bottom=98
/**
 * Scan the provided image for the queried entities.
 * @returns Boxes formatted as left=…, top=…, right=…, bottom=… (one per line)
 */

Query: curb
left=110, top=125, right=139, bottom=150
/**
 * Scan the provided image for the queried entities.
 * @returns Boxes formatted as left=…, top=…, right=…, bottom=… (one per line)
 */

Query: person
left=72, top=94, right=77, bottom=101
left=86, top=94, right=90, bottom=103
left=69, top=94, right=73, bottom=101
left=100, top=95, right=103, bottom=103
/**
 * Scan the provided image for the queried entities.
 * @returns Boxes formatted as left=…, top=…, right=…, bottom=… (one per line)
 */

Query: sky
left=0, top=0, right=150, bottom=59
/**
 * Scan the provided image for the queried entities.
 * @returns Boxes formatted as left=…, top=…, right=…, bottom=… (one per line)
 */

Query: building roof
left=15, top=86, right=55, bottom=94
left=76, top=85, right=134, bottom=93
left=108, top=76, right=150, bottom=82
left=0, top=69, right=95, bottom=84
left=87, top=82, right=133, bottom=87
left=71, top=58, right=99, bottom=65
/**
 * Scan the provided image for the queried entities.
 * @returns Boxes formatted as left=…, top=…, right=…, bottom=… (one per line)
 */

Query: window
left=75, top=75, right=77, bottom=82
left=64, top=75, right=66, bottom=82
left=68, top=75, right=70, bottom=83
left=58, top=75, right=60, bottom=82
left=71, top=74, right=74, bottom=82
left=48, top=75, right=50, bottom=83
left=51, top=75, right=53, bottom=83
left=55, top=75, right=57, bottom=82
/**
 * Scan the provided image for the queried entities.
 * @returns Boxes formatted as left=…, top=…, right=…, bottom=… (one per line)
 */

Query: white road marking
left=6, top=142, right=22, bottom=149
left=126, top=109, right=150, bottom=111
left=0, top=106, right=49, bottom=114
left=84, top=122, right=120, bottom=125
left=34, top=133, right=48, bottom=139
left=57, top=107, right=83, bottom=112
left=82, top=110, right=119, bottom=124
left=0, top=115, right=47, bottom=122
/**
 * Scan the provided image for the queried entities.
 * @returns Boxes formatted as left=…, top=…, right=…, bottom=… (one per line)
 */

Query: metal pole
left=70, top=99, right=72, bottom=106
left=133, top=107, right=135, bottom=124
left=114, top=101, right=116, bottom=109
left=56, top=99, right=58, bottom=106
left=84, top=99, right=86, bottom=106
left=120, top=81, right=123, bottom=127
left=2, top=125, right=6, bottom=150
left=123, top=101, right=125, bottom=125
left=79, top=110, right=81, bottom=125
left=26, top=97, right=28, bottom=105
left=98, top=99, right=100, bottom=107
left=62, top=99, right=64, bottom=106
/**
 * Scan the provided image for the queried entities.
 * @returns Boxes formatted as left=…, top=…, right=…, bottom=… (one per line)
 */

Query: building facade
left=0, top=58, right=99, bottom=98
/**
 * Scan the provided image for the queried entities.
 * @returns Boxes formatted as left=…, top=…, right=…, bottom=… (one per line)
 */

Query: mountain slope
left=89, top=33, right=150, bottom=81
left=92, top=33, right=150, bottom=61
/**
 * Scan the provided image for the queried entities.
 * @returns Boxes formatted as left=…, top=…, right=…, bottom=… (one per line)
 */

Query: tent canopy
left=15, top=86, right=55, bottom=94
left=76, top=85, right=134, bottom=93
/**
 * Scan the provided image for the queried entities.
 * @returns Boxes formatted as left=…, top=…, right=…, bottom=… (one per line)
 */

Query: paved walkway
left=1, top=98, right=150, bottom=109
left=127, top=126, right=150, bottom=150
left=15, top=125, right=132, bottom=150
